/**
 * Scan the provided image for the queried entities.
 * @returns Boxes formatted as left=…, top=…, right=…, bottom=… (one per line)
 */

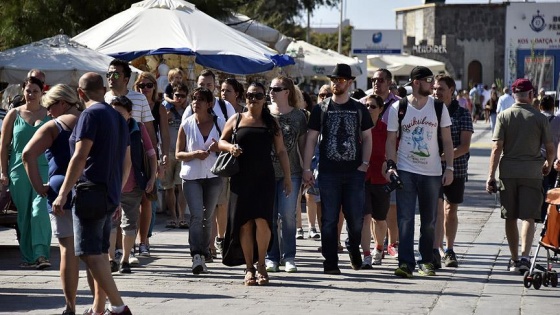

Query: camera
left=488, top=179, right=498, bottom=194
left=384, top=173, right=404, bottom=193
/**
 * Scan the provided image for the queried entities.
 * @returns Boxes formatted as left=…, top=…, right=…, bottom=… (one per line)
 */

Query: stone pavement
left=1, top=122, right=559, bottom=315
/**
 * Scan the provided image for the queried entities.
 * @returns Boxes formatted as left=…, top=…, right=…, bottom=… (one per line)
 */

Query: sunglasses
left=366, top=103, right=380, bottom=109
left=46, top=100, right=61, bottom=111
left=371, top=78, right=386, bottom=84
left=269, top=87, right=287, bottom=93
left=106, top=71, right=121, bottom=79
left=330, top=78, right=348, bottom=84
left=174, top=93, right=187, bottom=98
left=246, top=92, right=265, bottom=100
left=418, top=77, right=434, bottom=83
left=137, top=83, right=154, bottom=89
left=318, top=93, right=332, bottom=98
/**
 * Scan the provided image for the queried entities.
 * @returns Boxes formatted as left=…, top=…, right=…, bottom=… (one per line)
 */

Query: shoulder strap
left=397, top=98, right=408, bottom=140
left=213, top=115, right=222, bottom=136
left=434, top=100, right=444, bottom=155
left=549, top=115, right=555, bottom=122
left=218, top=99, right=228, bottom=120
left=232, top=113, right=242, bottom=144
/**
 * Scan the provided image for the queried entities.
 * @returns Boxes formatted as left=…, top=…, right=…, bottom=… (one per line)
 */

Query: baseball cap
left=404, top=66, right=433, bottom=86
left=511, top=78, right=534, bottom=93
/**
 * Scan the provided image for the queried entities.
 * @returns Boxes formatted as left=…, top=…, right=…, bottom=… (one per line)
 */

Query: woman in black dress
left=219, top=82, right=291, bottom=286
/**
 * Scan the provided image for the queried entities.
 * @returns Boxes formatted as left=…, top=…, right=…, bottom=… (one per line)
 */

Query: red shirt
left=365, top=119, right=389, bottom=184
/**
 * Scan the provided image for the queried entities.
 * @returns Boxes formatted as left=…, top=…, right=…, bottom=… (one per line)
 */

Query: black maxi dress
left=222, top=126, right=275, bottom=266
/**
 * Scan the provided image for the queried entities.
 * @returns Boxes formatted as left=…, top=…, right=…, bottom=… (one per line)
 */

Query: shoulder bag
left=211, top=114, right=241, bottom=177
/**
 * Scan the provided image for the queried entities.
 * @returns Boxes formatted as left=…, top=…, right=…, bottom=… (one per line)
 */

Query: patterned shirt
left=444, top=100, right=474, bottom=178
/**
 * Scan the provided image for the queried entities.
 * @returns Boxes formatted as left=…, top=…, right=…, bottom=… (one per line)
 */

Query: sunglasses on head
left=330, top=77, right=348, bottom=84
left=246, top=92, right=265, bottom=100
left=269, top=86, right=287, bottom=93
left=137, top=83, right=154, bottom=89
left=106, top=71, right=121, bottom=79
left=318, top=93, right=332, bottom=98
left=46, top=100, right=61, bottom=111
left=174, top=93, right=187, bottom=98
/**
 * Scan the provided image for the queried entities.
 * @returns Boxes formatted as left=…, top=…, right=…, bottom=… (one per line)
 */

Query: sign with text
left=351, top=30, right=403, bottom=55
left=412, top=45, right=448, bottom=54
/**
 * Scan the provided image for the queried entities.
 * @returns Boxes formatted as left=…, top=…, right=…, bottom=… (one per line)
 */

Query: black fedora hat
left=327, top=63, right=355, bottom=80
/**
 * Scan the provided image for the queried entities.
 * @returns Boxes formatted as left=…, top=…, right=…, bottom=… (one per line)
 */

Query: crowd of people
left=2, top=59, right=556, bottom=315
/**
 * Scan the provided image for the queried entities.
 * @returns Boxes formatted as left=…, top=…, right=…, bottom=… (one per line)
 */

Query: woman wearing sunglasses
left=133, top=72, right=170, bottom=257
left=21, top=84, right=82, bottom=314
left=176, top=87, right=224, bottom=274
left=264, top=76, right=307, bottom=274
left=220, top=82, right=291, bottom=286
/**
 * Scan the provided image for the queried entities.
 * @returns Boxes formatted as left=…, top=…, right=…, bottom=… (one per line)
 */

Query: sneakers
left=110, top=260, right=119, bottom=273
left=119, top=262, right=131, bottom=274
left=508, top=259, right=520, bottom=272
left=265, top=259, right=280, bottom=272
left=432, top=249, right=442, bottom=270
left=138, top=243, right=150, bottom=257
left=35, top=256, right=51, bottom=270
left=387, top=243, right=399, bottom=258
left=308, top=227, right=320, bottom=239
left=519, top=257, right=531, bottom=274
left=114, top=249, right=123, bottom=263
left=443, top=249, right=459, bottom=268
left=372, top=249, right=383, bottom=265
left=129, top=253, right=139, bottom=266
left=284, top=260, right=297, bottom=273
left=394, top=263, right=413, bottom=278
left=418, top=262, right=436, bottom=276
left=102, top=306, right=132, bottom=315
left=348, top=250, right=363, bottom=271
left=215, top=237, right=224, bottom=254
left=296, top=228, right=304, bottom=240
left=192, top=254, right=206, bottom=275
left=361, top=255, right=373, bottom=270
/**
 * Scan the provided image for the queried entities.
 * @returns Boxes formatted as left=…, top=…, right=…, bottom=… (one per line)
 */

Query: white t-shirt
left=387, top=97, right=452, bottom=176
left=182, top=98, right=235, bottom=123
left=496, top=93, right=515, bottom=113
left=481, top=89, right=491, bottom=107
left=104, top=90, right=155, bottom=123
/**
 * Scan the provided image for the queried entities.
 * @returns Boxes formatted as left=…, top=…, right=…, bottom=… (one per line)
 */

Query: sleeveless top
left=45, top=119, right=72, bottom=178
left=9, top=111, right=50, bottom=172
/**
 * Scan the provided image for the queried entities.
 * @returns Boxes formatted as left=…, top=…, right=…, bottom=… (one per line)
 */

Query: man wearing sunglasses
left=104, top=59, right=157, bottom=154
left=385, top=66, right=454, bottom=278
left=303, top=63, right=374, bottom=275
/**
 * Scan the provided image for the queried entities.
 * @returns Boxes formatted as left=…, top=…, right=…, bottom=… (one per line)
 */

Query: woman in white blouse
left=176, top=87, right=225, bottom=275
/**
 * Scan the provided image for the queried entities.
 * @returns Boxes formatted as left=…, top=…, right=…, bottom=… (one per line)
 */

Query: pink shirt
left=123, top=123, right=156, bottom=193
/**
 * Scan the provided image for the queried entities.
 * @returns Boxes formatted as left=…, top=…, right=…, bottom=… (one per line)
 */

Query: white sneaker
left=284, top=260, right=297, bottom=273
left=372, top=249, right=383, bottom=265
left=296, top=228, right=304, bottom=240
left=265, top=259, right=279, bottom=272
left=308, top=227, right=321, bottom=239
left=129, top=252, right=139, bottom=266
left=192, top=254, right=204, bottom=275
left=361, top=255, right=373, bottom=270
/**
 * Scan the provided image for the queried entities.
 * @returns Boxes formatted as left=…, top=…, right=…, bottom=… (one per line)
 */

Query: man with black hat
left=303, top=63, right=374, bottom=274
left=385, top=66, right=454, bottom=278
left=486, top=78, right=554, bottom=274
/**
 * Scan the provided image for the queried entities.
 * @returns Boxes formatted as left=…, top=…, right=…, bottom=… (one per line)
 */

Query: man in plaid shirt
left=433, top=75, right=474, bottom=268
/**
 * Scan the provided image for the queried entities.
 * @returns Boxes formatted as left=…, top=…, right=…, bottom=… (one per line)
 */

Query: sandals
left=165, top=220, right=177, bottom=228
left=256, top=264, right=269, bottom=286
left=243, top=267, right=257, bottom=286
left=178, top=220, right=189, bottom=229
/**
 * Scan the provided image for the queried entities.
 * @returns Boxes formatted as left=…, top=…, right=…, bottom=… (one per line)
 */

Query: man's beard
left=418, top=85, right=431, bottom=97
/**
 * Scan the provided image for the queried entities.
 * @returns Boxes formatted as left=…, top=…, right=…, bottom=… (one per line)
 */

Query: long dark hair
left=248, top=82, right=279, bottom=136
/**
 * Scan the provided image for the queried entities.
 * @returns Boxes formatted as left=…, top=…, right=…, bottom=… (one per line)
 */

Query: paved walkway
left=1, top=122, right=558, bottom=315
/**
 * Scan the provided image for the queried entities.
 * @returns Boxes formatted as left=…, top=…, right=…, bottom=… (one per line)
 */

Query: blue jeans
left=318, top=170, right=365, bottom=269
left=182, top=177, right=223, bottom=257
left=396, top=171, right=441, bottom=271
left=490, top=113, right=497, bottom=135
left=266, top=176, right=302, bottom=263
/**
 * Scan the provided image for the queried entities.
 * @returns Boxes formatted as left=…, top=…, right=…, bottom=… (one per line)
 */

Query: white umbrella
left=285, top=40, right=362, bottom=78
left=367, top=54, right=447, bottom=77
left=0, top=34, right=122, bottom=86
left=72, top=0, right=294, bottom=75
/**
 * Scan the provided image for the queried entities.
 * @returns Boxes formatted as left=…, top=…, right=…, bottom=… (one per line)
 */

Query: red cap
left=511, top=78, right=534, bottom=93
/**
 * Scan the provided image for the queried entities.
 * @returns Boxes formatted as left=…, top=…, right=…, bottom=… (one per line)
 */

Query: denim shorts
left=73, top=206, right=115, bottom=256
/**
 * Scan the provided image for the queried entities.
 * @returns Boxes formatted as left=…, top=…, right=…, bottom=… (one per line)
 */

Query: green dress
left=9, top=111, right=50, bottom=263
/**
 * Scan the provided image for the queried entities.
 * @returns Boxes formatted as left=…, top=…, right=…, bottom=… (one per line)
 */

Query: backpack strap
left=397, top=98, right=408, bottom=140
left=213, top=115, right=222, bottom=136
left=434, top=100, right=444, bottom=155
left=218, top=98, right=228, bottom=120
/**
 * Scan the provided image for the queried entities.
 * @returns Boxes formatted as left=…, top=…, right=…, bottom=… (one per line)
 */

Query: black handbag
left=211, top=114, right=241, bottom=177
left=74, top=181, right=108, bottom=220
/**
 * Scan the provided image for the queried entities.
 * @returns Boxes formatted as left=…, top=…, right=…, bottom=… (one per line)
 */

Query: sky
left=305, top=0, right=560, bottom=29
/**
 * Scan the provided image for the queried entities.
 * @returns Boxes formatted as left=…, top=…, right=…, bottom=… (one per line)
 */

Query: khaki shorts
left=161, top=153, right=182, bottom=190
left=499, top=178, right=543, bottom=220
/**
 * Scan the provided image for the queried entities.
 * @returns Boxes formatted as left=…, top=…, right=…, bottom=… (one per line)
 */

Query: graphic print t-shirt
left=387, top=97, right=451, bottom=176
left=308, top=98, right=373, bottom=173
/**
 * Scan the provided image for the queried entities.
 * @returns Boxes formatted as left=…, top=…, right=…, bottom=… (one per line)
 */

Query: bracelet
left=362, top=161, right=370, bottom=166
left=446, top=166, right=454, bottom=171
left=304, top=169, right=312, bottom=172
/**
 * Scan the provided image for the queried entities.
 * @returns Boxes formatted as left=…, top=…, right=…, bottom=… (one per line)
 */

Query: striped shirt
left=104, top=90, right=155, bottom=123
